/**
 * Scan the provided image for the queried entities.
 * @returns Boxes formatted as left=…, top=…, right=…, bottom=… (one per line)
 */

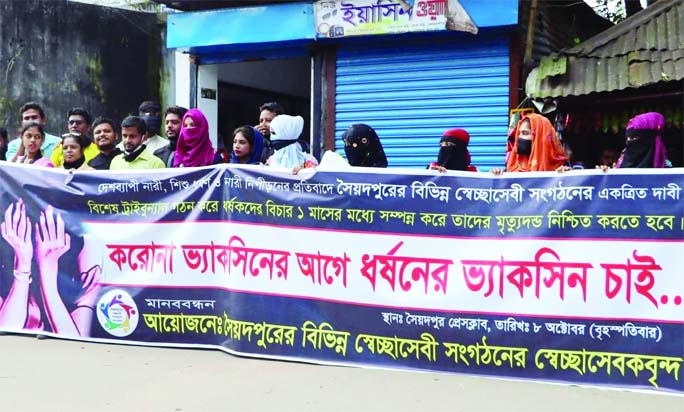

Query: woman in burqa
left=341, top=123, right=388, bottom=168
left=615, top=112, right=669, bottom=169
left=429, top=128, right=478, bottom=172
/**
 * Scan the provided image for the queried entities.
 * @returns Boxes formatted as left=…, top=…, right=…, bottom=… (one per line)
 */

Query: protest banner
left=0, top=163, right=682, bottom=393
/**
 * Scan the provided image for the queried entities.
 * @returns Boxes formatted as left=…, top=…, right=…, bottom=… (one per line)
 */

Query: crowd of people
left=0, top=100, right=675, bottom=335
left=0, top=100, right=673, bottom=175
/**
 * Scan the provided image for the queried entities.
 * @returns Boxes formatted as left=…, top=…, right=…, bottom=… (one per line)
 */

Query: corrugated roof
left=526, top=0, right=684, bottom=98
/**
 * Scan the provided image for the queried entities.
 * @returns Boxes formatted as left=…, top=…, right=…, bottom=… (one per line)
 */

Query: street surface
left=0, top=334, right=681, bottom=412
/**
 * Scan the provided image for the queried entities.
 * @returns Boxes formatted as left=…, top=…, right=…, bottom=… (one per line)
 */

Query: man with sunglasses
left=50, top=107, right=99, bottom=167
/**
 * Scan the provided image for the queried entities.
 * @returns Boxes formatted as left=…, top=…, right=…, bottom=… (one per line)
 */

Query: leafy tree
left=589, top=0, right=645, bottom=24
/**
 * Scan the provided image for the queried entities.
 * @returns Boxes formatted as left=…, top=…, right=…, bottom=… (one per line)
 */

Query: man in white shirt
left=5, top=102, right=61, bottom=160
left=138, top=100, right=169, bottom=153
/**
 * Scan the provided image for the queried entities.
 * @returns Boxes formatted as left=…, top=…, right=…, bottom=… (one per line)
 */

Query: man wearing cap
left=428, top=128, right=478, bottom=172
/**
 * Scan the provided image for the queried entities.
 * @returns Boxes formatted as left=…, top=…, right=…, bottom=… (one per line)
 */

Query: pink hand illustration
left=1, top=199, right=33, bottom=272
left=74, top=264, right=102, bottom=309
left=35, top=205, right=78, bottom=336
left=0, top=199, right=33, bottom=329
left=34, top=205, right=71, bottom=278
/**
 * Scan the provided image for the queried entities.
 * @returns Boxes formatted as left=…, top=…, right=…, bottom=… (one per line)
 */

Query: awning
left=167, top=2, right=316, bottom=59
left=165, top=0, right=518, bottom=62
left=525, top=0, right=684, bottom=99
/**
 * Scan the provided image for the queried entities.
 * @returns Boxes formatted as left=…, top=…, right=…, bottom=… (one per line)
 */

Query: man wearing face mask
left=137, top=100, right=168, bottom=153
left=154, top=105, right=188, bottom=167
left=110, top=116, right=164, bottom=170
left=428, top=128, right=478, bottom=172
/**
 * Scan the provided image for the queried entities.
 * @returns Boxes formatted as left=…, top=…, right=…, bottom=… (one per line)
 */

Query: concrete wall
left=0, top=0, right=164, bottom=136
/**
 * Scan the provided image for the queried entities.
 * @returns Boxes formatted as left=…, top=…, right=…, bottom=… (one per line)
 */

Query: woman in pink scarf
left=616, top=112, right=669, bottom=168
left=173, top=109, right=221, bottom=167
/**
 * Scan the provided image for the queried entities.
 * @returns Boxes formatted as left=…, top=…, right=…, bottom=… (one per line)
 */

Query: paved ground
left=0, top=334, right=681, bottom=412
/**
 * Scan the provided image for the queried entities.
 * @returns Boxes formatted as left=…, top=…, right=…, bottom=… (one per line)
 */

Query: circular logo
left=317, top=22, right=330, bottom=35
left=96, top=289, right=139, bottom=337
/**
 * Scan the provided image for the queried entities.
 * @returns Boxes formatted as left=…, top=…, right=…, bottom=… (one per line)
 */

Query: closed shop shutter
left=335, top=34, right=510, bottom=170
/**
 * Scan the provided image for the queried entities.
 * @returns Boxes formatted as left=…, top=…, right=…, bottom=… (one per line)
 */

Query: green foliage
left=124, top=0, right=160, bottom=13
left=590, top=0, right=627, bottom=24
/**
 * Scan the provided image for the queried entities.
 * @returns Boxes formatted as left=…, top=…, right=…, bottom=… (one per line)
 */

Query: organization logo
left=96, top=289, right=139, bottom=337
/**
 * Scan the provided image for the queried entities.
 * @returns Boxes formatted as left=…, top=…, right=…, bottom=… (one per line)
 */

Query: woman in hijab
left=267, top=114, right=317, bottom=169
left=504, top=113, right=567, bottom=172
left=615, top=112, right=669, bottom=169
left=341, top=123, right=388, bottom=168
left=429, top=128, right=477, bottom=172
left=230, top=125, right=265, bottom=165
left=173, top=109, right=222, bottom=167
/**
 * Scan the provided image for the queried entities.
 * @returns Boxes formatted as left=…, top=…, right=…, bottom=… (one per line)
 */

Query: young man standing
left=51, top=107, right=99, bottom=167
left=109, top=116, right=165, bottom=170
left=154, top=105, right=188, bottom=167
left=255, top=102, right=286, bottom=162
left=88, top=117, right=122, bottom=170
left=256, top=102, right=284, bottom=141
left=6, top=102, right=62, bottom=160
left=138, top=100, right=169, bottom=153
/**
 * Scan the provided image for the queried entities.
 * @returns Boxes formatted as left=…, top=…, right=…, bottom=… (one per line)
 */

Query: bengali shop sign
left=0, top=162, right=682, bottom=393
left=314, top=0, right=478, bottom=38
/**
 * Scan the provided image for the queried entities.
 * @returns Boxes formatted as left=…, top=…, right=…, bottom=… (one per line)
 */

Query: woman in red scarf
left=505, top=113, right=567, bottom=172
left=173, top=109, right=222, bottom=167
left=428, top=128, right=478, bottom=172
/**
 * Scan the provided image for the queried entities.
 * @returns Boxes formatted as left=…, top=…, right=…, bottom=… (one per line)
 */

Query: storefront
left=525, top=0, right=684, bottom=168
left=166, top=0, right=517, bottom=169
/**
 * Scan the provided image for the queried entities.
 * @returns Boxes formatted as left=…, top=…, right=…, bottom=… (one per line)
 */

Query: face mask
left=437, top=145, right=467, bottom=171
left=625, top=137, right=650, bottom=149
left=621, top=136, right=655, bottom=168
left=344, top=146, right=369, bottom=167
left=517, top=139, right=532, bottom=156
left=141, top=115, right=162, bottom=135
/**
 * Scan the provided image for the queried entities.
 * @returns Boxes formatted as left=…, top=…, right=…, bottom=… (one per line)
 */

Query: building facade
left=166, top=0, right=518, bottom=169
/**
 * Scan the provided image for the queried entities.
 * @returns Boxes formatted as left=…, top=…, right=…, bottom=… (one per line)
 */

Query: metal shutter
left=335, top=34, right=510, bottom=170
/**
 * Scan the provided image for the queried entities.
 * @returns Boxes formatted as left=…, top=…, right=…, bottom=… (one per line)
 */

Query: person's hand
left=11, top=143, right=26, bottom=162
left=596, top=165, right=610, bottom=173
left=75, top=264, right=102, bottom=308
left=429, top=165, right=447, bottom=173
left=556, top=165, right=572, bottom=173
left=292, top=165, right=303, bottom=175
left=490, top=168, right=504, bottom=175
left=1, top=199, right=33, bottom=272
left=34, top=205, right=71, bottom=277
left=255, top=124, right=270, bottom=137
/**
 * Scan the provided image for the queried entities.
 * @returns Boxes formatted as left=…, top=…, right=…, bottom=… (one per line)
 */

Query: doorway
left=214, top=57, right=311, bottom=151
